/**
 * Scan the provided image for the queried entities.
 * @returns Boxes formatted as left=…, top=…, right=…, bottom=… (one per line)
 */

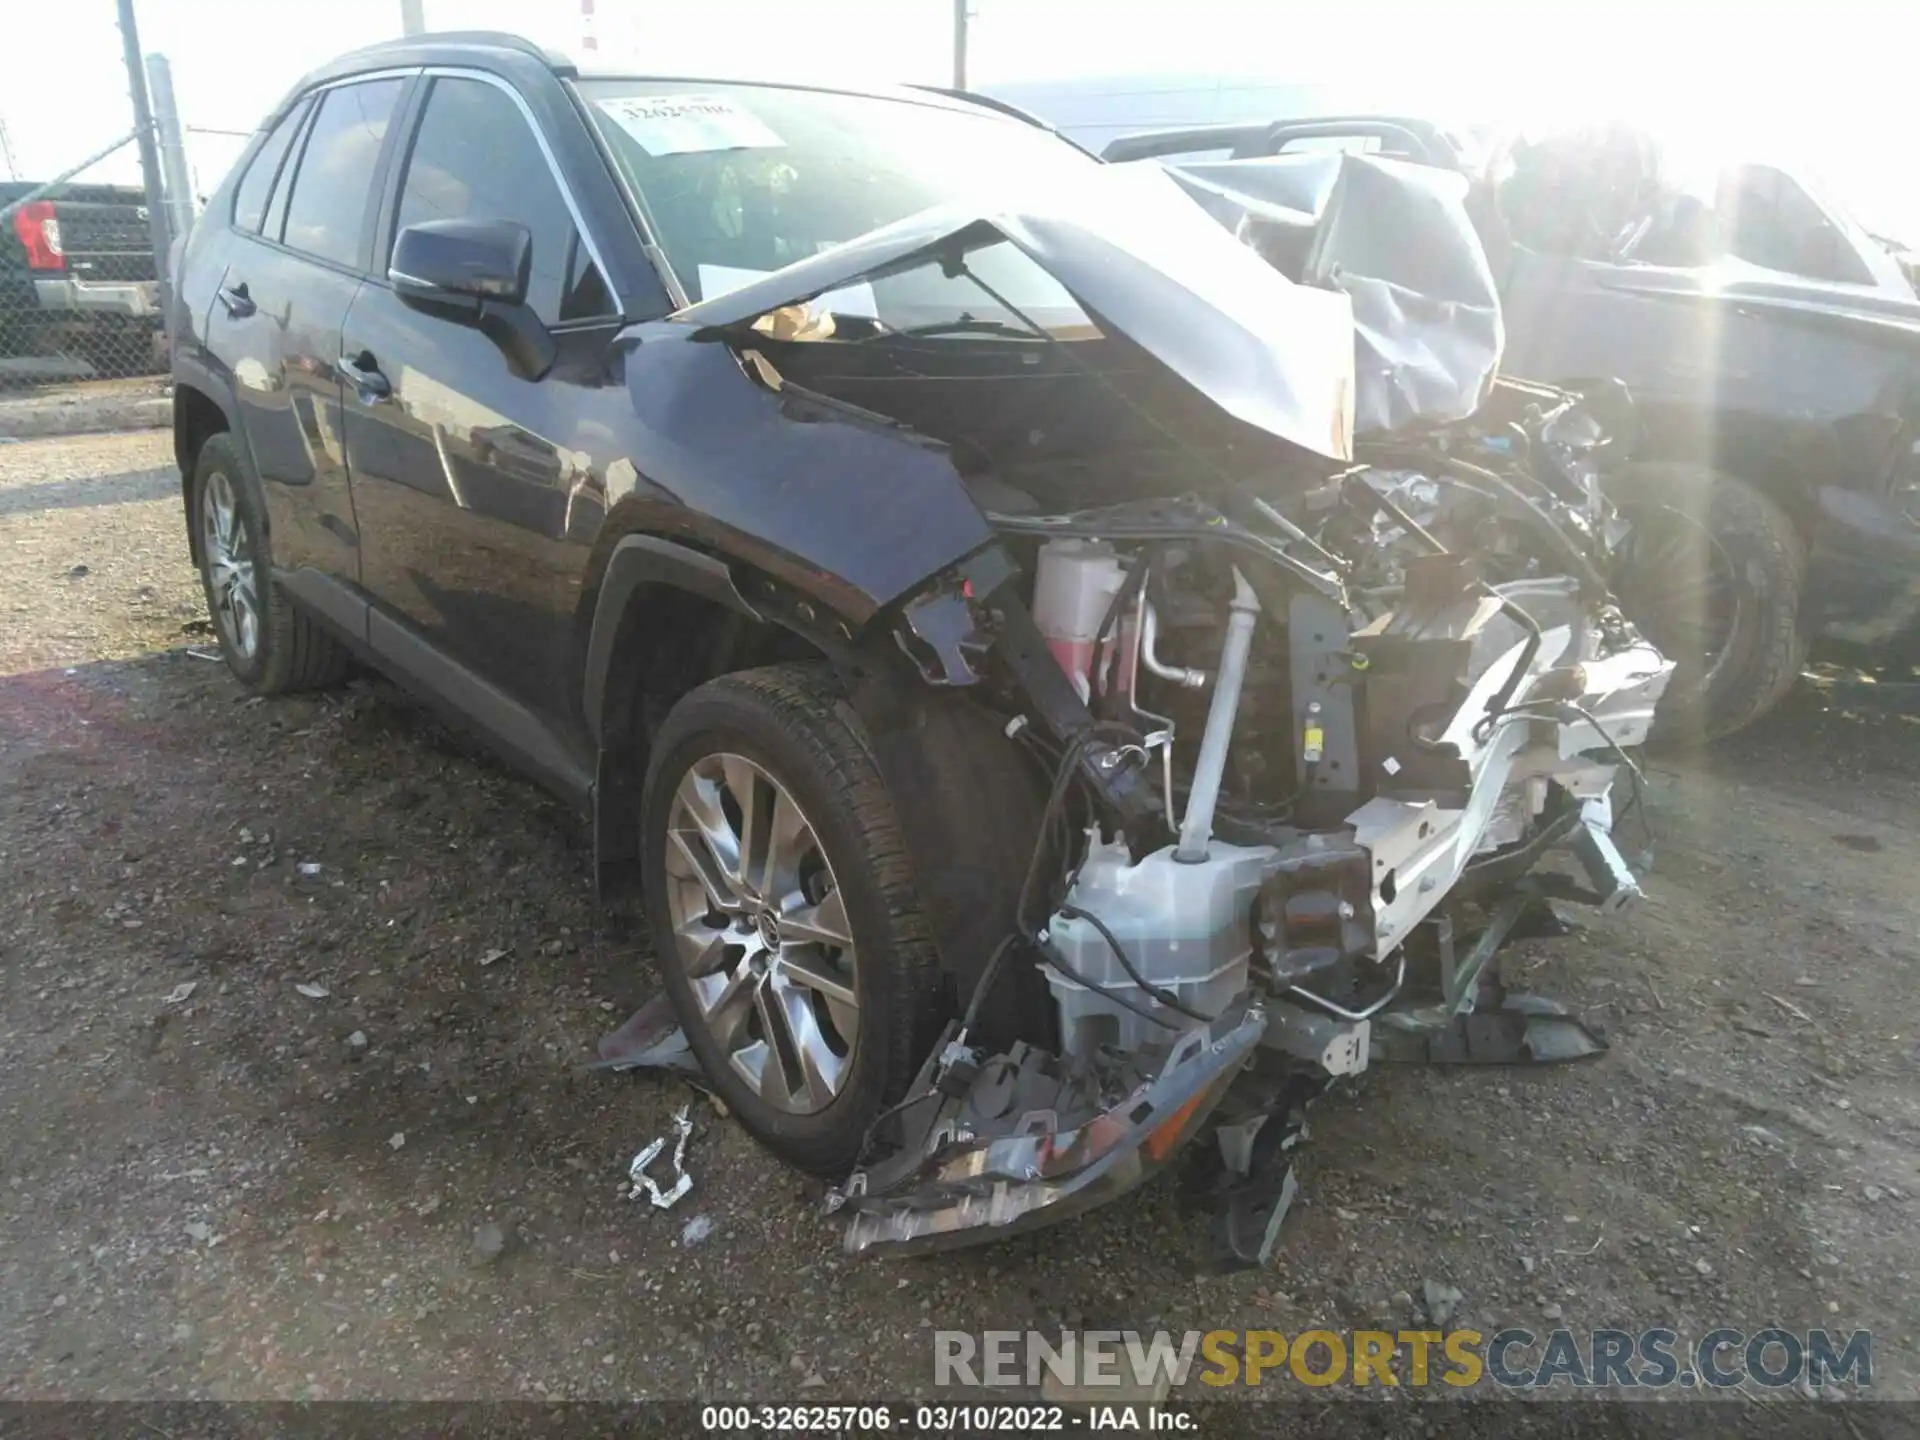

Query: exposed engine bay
left=661, top=151, right=1675, bottom=1263
left=826, top=379, right=1670, bottom=1261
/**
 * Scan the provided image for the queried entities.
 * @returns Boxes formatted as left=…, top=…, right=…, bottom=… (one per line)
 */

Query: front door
left=339, top=71, right=626, bottom=762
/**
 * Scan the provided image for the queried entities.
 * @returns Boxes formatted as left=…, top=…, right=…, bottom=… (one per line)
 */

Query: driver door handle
left=341, top=349, right=391, bottom=403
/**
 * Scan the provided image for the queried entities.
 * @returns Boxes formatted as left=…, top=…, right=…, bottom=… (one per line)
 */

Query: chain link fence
left=0, top=141, right=169, bottom=389
left=0, top=10, right=189, bottom=396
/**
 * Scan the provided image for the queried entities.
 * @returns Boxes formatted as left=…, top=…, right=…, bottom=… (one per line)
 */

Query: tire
left=1605, top=462, right=1806, bottom=744
left=190, top=433, right=350, bottom=695
left=639, top=663, right=946, bottom=1178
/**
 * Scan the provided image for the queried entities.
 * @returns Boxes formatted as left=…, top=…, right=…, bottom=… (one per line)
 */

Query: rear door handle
left=341, top=349, right=391, bottom=403
left=217, top=281, right=255, bottom=318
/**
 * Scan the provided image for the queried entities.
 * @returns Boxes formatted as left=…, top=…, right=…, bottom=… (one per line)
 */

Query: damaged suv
left=171, top=33, right=1671, bottom=1263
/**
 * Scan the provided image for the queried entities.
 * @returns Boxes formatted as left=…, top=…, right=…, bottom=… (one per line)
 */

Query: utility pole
left=115, top=0, right=173, bottom=324
left=400, top=0, right=425, bottom=36
left=146, top=54, right=195, bottom=242
left=952, top=0, right=969, bottom=91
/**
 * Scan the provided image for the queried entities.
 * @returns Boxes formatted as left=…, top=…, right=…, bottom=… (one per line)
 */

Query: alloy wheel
left=200, top=469, right=260, bottom=663
left=662, top=752, right=859, bottom=1114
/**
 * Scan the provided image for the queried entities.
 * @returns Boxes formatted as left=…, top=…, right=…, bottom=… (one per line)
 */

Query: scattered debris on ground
left=627, top=1106, right=696, bottom=1211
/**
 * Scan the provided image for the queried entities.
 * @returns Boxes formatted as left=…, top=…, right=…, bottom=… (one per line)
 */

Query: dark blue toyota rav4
left=171, top=31, right=1674, bottom=1260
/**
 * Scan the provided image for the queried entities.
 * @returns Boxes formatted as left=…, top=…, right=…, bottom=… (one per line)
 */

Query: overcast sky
left=4, top=0, right=1916, bottom=240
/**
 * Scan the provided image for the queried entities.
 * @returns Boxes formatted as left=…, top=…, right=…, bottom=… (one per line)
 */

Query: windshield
left=577, top=79, right=1103, bottom=330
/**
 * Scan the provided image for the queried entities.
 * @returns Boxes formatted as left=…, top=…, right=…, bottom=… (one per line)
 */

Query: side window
left=232, top=97, right=311, bottom=234
left=393, top=76, right=612, bottom=325
left=1722, top=165, right=1873, bottom=285
left=280, top=77, right=406, bottom=268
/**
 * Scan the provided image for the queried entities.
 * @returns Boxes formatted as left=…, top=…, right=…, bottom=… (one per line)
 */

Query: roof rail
left=336, top=30, right=577, bottom=77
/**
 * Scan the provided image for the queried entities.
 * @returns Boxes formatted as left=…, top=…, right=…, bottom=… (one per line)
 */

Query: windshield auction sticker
left=596, top=94, right=785, bottom=156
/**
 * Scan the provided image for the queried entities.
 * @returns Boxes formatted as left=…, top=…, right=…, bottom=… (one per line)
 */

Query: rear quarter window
left=231, top=97, right=312, bottom=234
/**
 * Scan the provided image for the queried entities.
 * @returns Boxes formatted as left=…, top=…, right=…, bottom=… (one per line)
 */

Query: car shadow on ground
left=0, top=465, right=177, bottom=518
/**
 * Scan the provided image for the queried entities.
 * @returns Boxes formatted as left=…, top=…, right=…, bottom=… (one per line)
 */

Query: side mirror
left=389, top=219, right=555, bottom=380
left=391, top=219, right=530, bottom=305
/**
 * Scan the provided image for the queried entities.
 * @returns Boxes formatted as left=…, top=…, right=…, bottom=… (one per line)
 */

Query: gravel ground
left=2, top=430, right=1918, bottom=1414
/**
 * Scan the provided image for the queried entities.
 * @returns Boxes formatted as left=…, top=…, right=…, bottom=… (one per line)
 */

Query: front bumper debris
left=830, top=997, right=1267, bottom=1257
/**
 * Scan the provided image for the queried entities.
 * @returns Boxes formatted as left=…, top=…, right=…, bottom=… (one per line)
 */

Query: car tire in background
left=80, top=319, right=165, bottom=380
left=639, top=663, right=946, bottom=1178
left=190, top=433, right=351, bottom=695
left=1605, top=461, right=1806, bottom=744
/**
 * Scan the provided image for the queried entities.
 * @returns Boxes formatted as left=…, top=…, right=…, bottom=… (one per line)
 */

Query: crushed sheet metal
left=593, top=993, right=701, bottom=1075
left=668, top=160, right=1357, bottom=462
left=1164, top=151, right=1503, bottom=435
left=628, top=1105, right=695, bottom=1210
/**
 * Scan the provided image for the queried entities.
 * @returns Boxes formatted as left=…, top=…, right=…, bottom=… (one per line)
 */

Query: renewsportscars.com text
left=935, top=1327, right=1872, bottom=1391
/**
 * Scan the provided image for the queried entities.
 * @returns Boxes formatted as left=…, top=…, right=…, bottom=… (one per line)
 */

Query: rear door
left=339, top=69, right=624, bottom=759
left=203, top=73, right=410, bottom=594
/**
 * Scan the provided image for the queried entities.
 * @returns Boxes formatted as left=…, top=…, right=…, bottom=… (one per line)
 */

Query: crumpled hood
left=1162, top=150, right=1506, bottom=435
left=670, top=161, right=1358, bottom=462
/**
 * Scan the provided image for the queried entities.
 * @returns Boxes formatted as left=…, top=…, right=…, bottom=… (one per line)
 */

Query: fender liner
left=586, top=533, right=764, bottom=899
left=583, top=533, right=764, bottom=748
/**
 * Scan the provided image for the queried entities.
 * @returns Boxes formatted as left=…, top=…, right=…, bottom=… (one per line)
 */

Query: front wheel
left=639, top=664, right=946, bottom=1177
left=1605, top=463, right=1806, bottom=744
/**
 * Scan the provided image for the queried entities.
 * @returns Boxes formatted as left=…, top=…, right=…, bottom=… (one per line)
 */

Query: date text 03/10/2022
left=698, top=1404, right=1191, bottom=1431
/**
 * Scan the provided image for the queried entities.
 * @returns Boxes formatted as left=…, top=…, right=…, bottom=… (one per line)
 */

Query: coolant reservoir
left=1032, top=539, right=1130, bottom=702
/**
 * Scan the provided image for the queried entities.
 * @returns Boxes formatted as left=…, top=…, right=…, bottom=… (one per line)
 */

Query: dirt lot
left=3, top=429, right=1918, bottom=1414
